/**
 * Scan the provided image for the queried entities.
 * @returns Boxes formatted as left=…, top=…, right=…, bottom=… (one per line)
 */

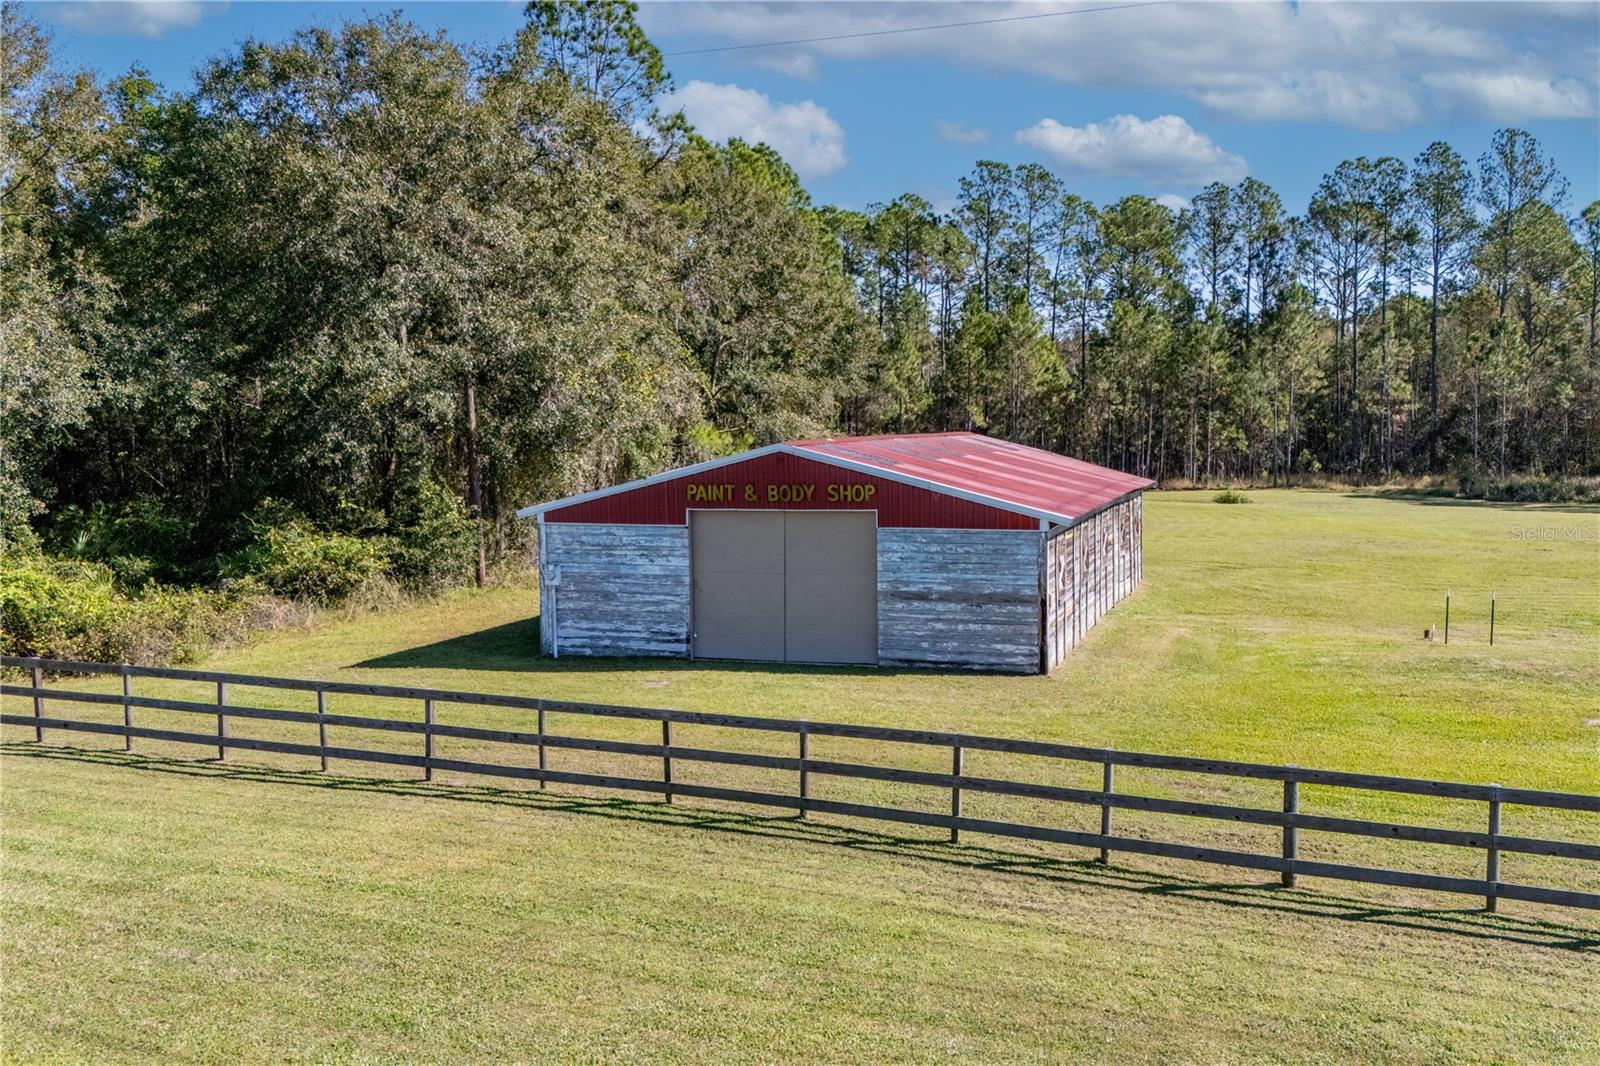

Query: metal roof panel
left=787, top=433, right=1153, bottom=523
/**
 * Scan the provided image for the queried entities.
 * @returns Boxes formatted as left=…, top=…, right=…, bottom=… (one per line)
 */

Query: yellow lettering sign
left=827, top=483, right=877, bottom=503
left=767, top=483, right=816, bottom=504
left=686, top=483, right=736, bottom=503
left=689, top=481, right=876, bottom=506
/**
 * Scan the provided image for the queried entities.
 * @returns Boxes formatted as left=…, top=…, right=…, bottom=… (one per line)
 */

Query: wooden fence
left=3, top=655, right=1598, bottom=914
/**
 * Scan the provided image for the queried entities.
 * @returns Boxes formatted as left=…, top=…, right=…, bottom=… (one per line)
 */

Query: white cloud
left=936, top=120, right=989, bottom=145
left=1155, top=194, right=1191, bottom=213
left=644, top=2, right=1599, bottom=132
left=54, top=1, right=214, bottom=38
left=1187, top=71, right=1427, bottom=129
left=1424, top=71, right=1597, bottom=121
left=749, top=51, right=819, bottom=81
left=1016, top=114, right=1247, bottom=185
left=661, top=81, right=847, bottom=178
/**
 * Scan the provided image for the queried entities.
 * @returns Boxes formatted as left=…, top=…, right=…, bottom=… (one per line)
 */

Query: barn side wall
left=538, top=522, right=690, bottom=657
left=1044, top=494, right=1143, bottom=670
left=877, top=529, right=1043, bottom=673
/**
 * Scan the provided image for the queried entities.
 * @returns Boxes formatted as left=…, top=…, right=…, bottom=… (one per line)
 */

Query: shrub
left=1482, top=474, right=1600, bottom=504
left=221, top=518, right=390, bottom=603
left=1213, top=489, right=1251, bottom=504
left=386, top=480, right=475, bottom=592
left=46, top=498, right=198, bottom=587
left=1, top=558, right=119, bottom=660
left=1454, top=465, right=1600, bottom=504
left=0, top=555, right=247, bottom=665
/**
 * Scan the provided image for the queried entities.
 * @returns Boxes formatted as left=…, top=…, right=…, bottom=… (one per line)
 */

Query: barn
left=518, top=433, right=1152, bottom=674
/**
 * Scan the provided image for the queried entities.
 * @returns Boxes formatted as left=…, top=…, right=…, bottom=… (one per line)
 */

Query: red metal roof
left=788, top=433, right=1152, bottom=524
left=520, top=432, right=1151, bottom=527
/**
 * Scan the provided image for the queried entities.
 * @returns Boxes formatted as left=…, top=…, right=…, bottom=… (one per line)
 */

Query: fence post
left=31, top=664, right=43, bottom=742
left=1444, top=589, right=1450, bottom=644
left=1489, top=593, right=1496, bottom=647
left=662, top=719, right=673, bottom=804
left=1282, top=769, right=1299, bottom=888
left=798, top=726, right=809, bottom=819
left=536, top=702, right=547, bottom=789
left=1099, top=759, right=1114, bottom=864
left=122, top=664, right=133, bottom=752
left=1486, top=786, right=1501, bottom=913
left=316, top=688, right=328, bottom=772
left=949, top=744, right=963, bottom=843
left=216, top=681, right=228, bottom=761
left=423, top=699, right=434, bottom=782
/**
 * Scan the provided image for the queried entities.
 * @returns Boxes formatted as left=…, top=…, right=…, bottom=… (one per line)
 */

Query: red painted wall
left=545, top=451, right=1037, bottom=530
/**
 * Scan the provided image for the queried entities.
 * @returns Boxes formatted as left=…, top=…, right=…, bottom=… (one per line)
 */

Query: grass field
left=4, top=489, right=1598, bottom=1063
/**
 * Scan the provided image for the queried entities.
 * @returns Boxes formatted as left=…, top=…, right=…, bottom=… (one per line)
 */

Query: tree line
left=828, top=142, right=1598, bottom=487
left=4, top=1, right=1597, bottom=589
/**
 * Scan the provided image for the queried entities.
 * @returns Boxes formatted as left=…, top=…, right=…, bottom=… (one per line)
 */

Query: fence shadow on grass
left=7, top=741, right=1598, bottom=954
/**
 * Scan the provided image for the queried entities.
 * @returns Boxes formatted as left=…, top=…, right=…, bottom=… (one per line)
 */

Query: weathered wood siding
left=1044, top=495, right=1143, bottom=670
left=878, top=529, right=1043, bottom=673
left=539, top=493, right=1141, bottom=671
left=537, top=523, right=690, bottom=657
left=1044, top=526, right=1074, bottom=668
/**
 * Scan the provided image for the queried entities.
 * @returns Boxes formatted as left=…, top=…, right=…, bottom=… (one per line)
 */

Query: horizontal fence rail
left=3, top=655, right=1598, bottom=914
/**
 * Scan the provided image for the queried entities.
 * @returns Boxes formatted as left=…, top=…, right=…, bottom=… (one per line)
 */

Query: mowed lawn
left=4, top=490, right=1598, bottom=1063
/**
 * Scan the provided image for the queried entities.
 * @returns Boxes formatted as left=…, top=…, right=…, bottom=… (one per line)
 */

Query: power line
left=661, top=1, right=1176, bottom=58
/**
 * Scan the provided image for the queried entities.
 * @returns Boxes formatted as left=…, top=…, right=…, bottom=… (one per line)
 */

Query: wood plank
left=20, top=694, right=1587, bottom=859
left=6, top=668, right=1600, bottom=812
left=540, top=524, right=691, bottom=657
left=877, top=657, right=1041, bottom=674
left=878, top=528, right=1042, bottom=672
left=2, top=714, right=426, bottom=768
left=876, top=613, right=1040, bottom=636
left=5, top=707, right=1596, bottom=910
left=879, top=589, right=1039, bottom=606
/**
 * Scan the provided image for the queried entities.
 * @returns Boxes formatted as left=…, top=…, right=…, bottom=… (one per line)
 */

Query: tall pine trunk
left=1428, top=249, right=1441, bottom=469
left=464, top=372, right=486, bottom=588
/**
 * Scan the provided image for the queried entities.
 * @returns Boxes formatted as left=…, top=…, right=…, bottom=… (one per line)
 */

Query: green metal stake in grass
left=1444, top=589, right=1450, bottom=645
left=1490, top=592, right=1496, bottom=646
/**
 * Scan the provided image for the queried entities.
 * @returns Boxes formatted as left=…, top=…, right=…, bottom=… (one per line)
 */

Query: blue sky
left=27, top=1, right=1600, bottom=216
